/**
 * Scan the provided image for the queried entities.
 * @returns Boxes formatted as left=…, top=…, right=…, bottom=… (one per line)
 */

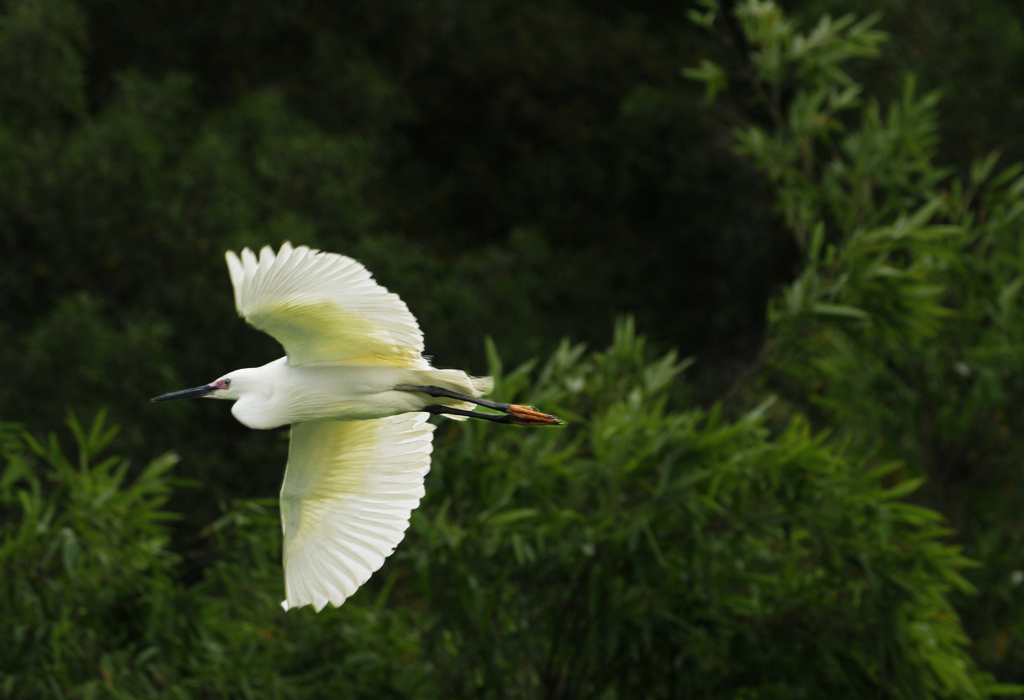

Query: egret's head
left=151, top=371, right=243, bottom=403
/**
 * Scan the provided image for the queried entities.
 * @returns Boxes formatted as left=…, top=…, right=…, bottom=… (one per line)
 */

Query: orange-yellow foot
left=507, top=404, right=565, bottom=426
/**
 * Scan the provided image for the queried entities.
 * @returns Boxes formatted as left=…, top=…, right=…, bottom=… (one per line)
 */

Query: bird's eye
left=223, top=378, right=232, bottom=387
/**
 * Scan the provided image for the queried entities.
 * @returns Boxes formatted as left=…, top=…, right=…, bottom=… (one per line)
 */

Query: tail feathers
left=421, top=369, right=493, bottom=397
left=469, top=375, right=494, bottom=397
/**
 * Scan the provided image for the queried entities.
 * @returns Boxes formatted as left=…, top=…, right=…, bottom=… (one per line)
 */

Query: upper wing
left=225, top=243, right=424, bottom=366
left=278, top=413, right=435, bottom=612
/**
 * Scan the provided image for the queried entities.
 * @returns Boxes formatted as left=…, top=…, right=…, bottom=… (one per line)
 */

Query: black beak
left=151, top=385, right=218, bottom=402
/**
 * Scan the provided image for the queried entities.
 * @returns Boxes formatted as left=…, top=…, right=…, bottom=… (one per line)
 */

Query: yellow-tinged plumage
left=280, top=414, right=434, bottom=611
left=226, top=242, right=424, bottom=366
left=152, top=243, right=561, bottom=612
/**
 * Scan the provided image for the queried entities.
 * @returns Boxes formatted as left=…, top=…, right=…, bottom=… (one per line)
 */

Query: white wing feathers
left=279, top=413, right=435, bottom=611
left=225, top=243, right=425, bottom=366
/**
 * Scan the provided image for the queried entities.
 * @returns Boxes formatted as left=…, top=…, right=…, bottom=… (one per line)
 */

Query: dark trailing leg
left=423, top=404, right=514, bottom=423
left=405, top=385, right=564, bottom=426
left=397, top=384, right=510, bottom=411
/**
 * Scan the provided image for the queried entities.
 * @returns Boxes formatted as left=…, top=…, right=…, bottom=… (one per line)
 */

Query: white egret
left=152, top=243, right=563, bottom=612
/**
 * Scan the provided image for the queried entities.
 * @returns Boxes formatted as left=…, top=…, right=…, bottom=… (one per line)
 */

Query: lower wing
left=279, top=413, right=435, bottom=611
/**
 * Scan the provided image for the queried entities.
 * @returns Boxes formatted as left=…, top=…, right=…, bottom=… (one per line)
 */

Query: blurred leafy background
left=6, top=0, right=1024, bottom=696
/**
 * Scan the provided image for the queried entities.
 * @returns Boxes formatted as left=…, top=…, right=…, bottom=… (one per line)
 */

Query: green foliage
left=689, top=0, right=1024, bottom=688
left=0, top=412, right=182, bottom=697
left=0, top=332, right=1007, bottom=698
left=7, top=0, right=1024, bottom=696
left=0, top=0, right=796, bottom=525
left=792, top=0, right=1024, bottom=168
left=402, top=322, right=1003, bottom=698
left=0, top=413, right=431, bottom=698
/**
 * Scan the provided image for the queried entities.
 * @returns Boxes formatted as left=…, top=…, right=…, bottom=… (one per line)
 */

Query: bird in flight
left=152, top=243, right=562, bottom=612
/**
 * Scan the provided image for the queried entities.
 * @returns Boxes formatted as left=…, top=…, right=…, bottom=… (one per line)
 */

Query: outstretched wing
left=279, top=413, right=435, bottom=612
left=225, top=243, right=424, bottom=366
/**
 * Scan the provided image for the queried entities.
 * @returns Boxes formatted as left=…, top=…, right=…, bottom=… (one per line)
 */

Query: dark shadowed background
left=6, top=0, right=1024, bottom=697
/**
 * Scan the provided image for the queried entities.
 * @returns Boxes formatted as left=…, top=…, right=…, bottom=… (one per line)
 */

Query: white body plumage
left=153, top=243, right=493, bottom=612
left=225, top=358, right=484, bottom=429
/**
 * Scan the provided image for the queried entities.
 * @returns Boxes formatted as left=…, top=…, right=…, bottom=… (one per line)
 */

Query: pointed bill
left=150, top=384, right=217, bottom=402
